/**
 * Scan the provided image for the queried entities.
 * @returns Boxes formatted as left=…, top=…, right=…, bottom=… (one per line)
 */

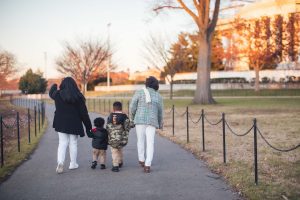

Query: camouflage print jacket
left=106, top=112, right=131, bottom=149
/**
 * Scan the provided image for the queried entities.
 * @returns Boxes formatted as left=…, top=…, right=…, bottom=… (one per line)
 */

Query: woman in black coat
left=49, top=77, right=92, bottom=174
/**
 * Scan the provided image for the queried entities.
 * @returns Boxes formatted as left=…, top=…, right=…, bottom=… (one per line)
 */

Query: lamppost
left=44, top=52, right=47, bottom=79
left=107, top=23, right=111, bottom=89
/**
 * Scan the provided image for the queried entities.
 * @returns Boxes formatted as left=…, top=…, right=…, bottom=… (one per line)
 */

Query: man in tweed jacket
left=129, top=76, right=163, bottom=173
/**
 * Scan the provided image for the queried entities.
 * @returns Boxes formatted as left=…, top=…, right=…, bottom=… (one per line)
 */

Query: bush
left=87, top=77, right=110, bottom=91
left=261, top=77, right=271, bottom=83
left=210, top=77, right=248, bottom=84
left=19, top=69, right=47, bottom=94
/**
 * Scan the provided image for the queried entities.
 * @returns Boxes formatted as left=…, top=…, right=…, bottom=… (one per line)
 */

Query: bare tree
left=0, top=50, right=17, bottom=88
left=56, top=39, right=110, bottom=94
left=142, top=33, right=178, bottom=99
left=153, top=0, right=221, bottom=104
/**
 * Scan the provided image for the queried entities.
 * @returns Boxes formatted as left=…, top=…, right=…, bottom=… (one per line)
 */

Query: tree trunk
left=193, top=33, right=215, bottom=104
left=84, top=83, right=87, bottom=94
left=254, top=67, right=260, bottom=92
left=81, top=81, right=87, bottom=95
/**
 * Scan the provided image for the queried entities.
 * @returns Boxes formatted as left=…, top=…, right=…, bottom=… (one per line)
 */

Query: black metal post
left=43, top=102, right=45, bottom=126
left=17, top=112, right=20, bottom=152
left=28, top=109, right=31, bottom=144
left=222, top=113, right=226, bottom=163
left=34, top=106, right=37, bottom=137
left=127, top=100, right=130, bottom=115
left=93, top=99, right=96, bottom=112
left=201, top=109, right=205, bottom=151
left=186, top=106, right=189, bottom=143
left=38, top=107, right=41, bottom=132
left=0, top=116, right=4, bottom=167
left=108, top=99, right=111, bottom=112
left=41, top=102, right=44, bottom=126
left=253, top=118, right=258, bottom=185
left=172, top=105, right=174, bottom=136
left=99, top=99, right=101, bottom=112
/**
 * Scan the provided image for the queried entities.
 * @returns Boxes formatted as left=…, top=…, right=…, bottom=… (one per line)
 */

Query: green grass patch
left=164, top=97, right=300, bottom=109
left=85, top=89, right=300, bottom=98
left=170, top=89, right=300, bottom=97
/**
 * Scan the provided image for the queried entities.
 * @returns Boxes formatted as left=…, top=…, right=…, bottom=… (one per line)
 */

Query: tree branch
left=207, top=0, right=221, bottom=35
left=204, top=0, right=210, bottom=26
left=153, top=5, right=183, bottom=12
left=177, top=0, right=201, bottom=28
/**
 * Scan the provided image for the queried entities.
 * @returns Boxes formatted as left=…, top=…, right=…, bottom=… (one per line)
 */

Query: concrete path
left=0, top=104, right=240, bottom=200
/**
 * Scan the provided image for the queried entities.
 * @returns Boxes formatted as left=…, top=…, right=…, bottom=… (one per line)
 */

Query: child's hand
left=129, top=121, right=135, bottom=128
left=86, top=130, right=93, bottom=138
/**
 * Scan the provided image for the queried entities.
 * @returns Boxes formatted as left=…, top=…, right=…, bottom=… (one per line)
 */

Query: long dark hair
left=59, top=77, right=85, bottom=103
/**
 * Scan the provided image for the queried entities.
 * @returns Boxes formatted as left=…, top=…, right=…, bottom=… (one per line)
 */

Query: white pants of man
left=57, top=132, right=78, bottom=168
left=136, top=125, right=156, bottom=167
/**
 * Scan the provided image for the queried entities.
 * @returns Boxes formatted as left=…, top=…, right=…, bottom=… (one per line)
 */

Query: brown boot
left=144, top=166, right=150, bottom=173
left=139, top=161, right=145, bottom=167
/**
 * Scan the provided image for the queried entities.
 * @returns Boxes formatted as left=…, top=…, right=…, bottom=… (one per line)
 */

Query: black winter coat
left=49, top=84, right=92, bottom=137
left=90, top=128, right=108, bottom=150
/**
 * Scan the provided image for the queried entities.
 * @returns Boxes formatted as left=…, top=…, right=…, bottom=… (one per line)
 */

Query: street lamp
left=44, top=52, right=47, bottom=79
left=107, top=23, right=111, bottom=89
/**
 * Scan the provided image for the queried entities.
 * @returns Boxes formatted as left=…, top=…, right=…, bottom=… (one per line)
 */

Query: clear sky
left=0, top=0, right=197, bottom=78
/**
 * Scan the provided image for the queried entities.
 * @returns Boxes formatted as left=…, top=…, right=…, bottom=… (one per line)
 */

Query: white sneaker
left=56, top=163, right=64, bottom=174
left=69, top=163, right=79, bottom=170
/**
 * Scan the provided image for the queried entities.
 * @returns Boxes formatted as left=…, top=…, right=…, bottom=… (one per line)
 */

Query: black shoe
left=111, top=166, right=119, bottom=172
left=119, top=162, right=123, bottom=168
left=91, top=161, right=97, bottom=169
left=100, top=164, right=106, bottom=169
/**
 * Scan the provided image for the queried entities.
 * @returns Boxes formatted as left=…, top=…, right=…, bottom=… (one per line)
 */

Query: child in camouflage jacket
left=106, top=101, right=131, bottom=172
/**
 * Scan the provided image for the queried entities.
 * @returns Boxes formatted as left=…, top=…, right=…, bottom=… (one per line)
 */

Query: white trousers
left=136, top=125, right=156, bottom=167
left=57, top=132, right=78, bottom=167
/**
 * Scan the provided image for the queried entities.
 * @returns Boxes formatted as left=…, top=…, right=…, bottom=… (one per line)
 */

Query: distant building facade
left=218, top=0, right=300, bottom=71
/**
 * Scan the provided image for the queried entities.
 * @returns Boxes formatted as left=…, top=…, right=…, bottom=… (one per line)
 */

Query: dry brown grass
left=160, top=98, right=300, bottom=200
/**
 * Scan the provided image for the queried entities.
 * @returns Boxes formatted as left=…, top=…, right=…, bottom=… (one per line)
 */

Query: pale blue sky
left=0, top=0, right=196, bottom=78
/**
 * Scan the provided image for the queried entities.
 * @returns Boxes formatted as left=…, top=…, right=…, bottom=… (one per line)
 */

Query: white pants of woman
left=57, top=132, right=78, bottom=168
left=136, top=125, right=156, bottom=167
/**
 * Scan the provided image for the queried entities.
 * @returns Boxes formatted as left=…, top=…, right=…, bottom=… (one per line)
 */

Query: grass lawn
left=160, top=97, right=300, bottom=200
left=0, top=99, right=47, bottom=182
left=172, top=89, right=300, bottom=97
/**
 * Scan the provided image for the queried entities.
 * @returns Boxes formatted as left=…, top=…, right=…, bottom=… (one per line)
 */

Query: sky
left=0, top=0, right=198, bottom=79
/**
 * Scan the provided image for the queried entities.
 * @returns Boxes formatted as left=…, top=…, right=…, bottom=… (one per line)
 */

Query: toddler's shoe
left=91, top=161, right=97, bottom=169
left=119, top=162, right=123, bottom=168
left=111, top=166, right=119, bottom=172
left=100, top=164, right=106, bottom=169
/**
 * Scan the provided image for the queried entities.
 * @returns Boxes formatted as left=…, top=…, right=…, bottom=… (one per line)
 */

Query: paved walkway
left=0, top=104, right=240, bottom=200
